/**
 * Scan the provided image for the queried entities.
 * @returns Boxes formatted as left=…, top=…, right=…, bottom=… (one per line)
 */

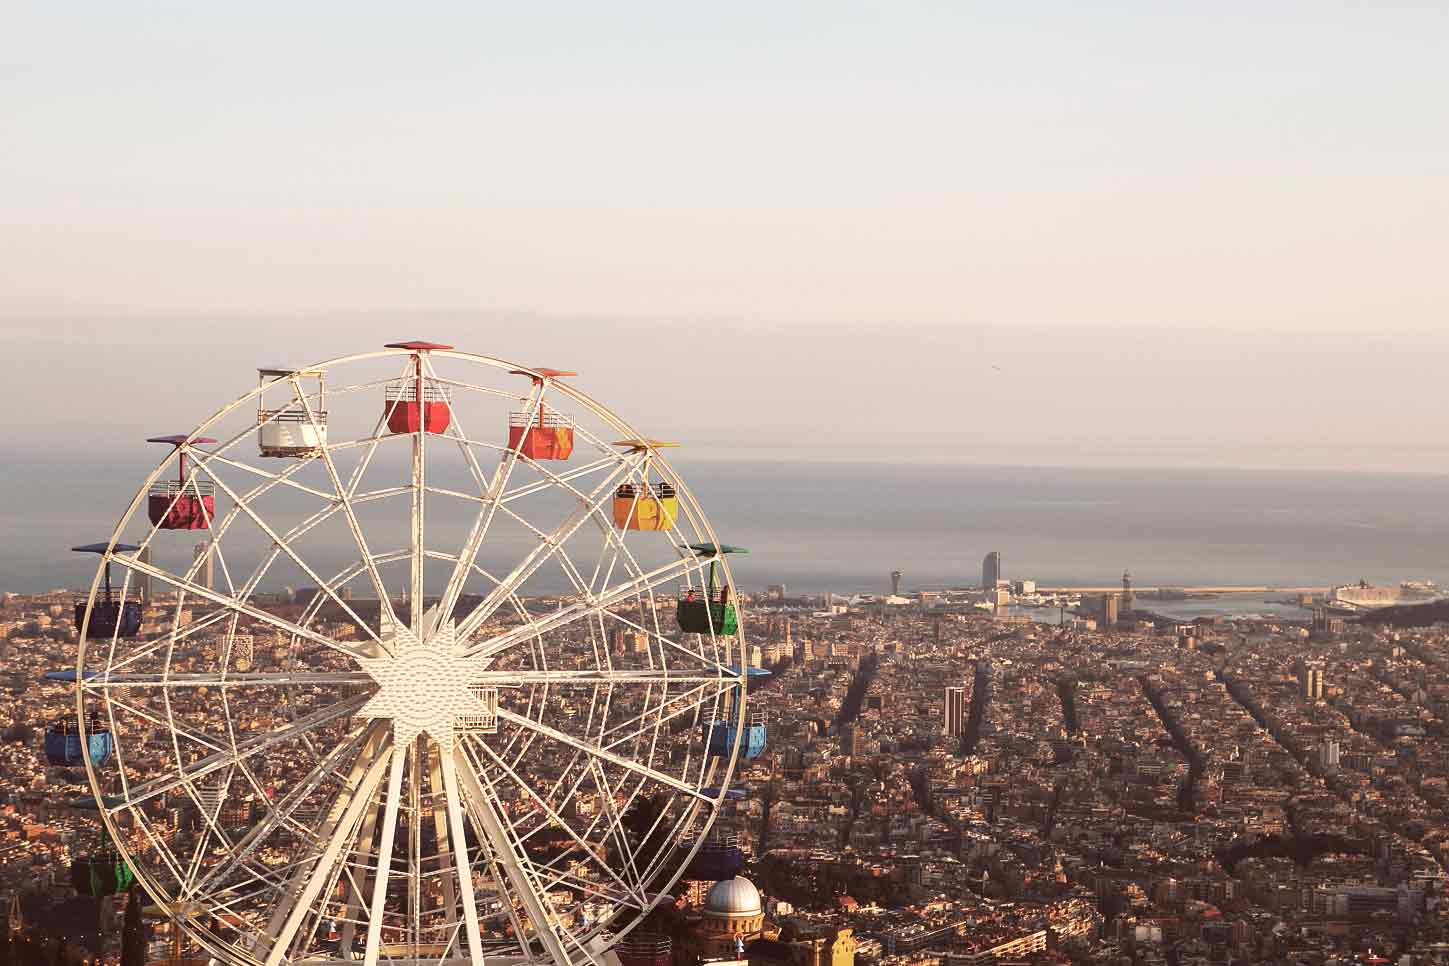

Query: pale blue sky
left=4, top=3, right=1448, bottom=468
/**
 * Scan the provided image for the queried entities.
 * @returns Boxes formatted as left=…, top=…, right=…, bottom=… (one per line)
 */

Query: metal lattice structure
left=70, top=344, right=750, bottom=966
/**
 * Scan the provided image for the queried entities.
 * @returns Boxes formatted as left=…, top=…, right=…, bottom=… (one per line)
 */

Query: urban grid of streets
left=3, top=584, right=1449, bottom=965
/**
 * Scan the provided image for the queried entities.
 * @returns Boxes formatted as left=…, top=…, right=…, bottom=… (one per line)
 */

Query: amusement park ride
left=50, top=342, right=767, bottom=966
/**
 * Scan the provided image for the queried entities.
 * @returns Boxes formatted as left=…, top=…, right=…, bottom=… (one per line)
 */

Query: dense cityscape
left=6, top=555, right=1449, bottom=966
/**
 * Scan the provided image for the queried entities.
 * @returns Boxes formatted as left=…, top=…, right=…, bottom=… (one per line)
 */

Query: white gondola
left=257, top=366, right=327, bottom=457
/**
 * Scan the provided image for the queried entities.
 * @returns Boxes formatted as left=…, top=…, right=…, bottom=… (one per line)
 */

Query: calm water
left=5, top=452, right=1448, bottom=602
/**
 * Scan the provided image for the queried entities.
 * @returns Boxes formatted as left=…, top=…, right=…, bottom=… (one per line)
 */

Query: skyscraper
left=945, top=686, right=967, bottom=736
left=193, top=540, right=214, bottom=592
left=1298, top=658, right=1325, bottom=700
left=982, top=552, right=1002, bottom=589
left=1121, top=570, right=1134, bottom=614
left=1102, top=593, right=1120, bottom=627
left=890, top=570, right=902, bottom=596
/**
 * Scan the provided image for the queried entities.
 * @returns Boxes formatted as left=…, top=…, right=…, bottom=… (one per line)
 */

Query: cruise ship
left=1328, top=579, right=1441, bottom=610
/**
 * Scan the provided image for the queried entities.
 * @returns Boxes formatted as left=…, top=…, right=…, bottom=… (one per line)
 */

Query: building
left=766, top=584, right=787, bottom=601
left=1297, top=658, right=1325, bottom=700
left=681, top=877, right=767, bottom=962
left=1121, top=570, right=1134, bottom=614
left=1089, top=593, right=1120, bottom=627
left=945, top=686, right=967, bottom=737
left=890, top=571, right=902, bottom=596
left=193, top=540, right=214, bottom=592
left=788, top=929, right=856, bottom=966
left=981, top=552, right=1002, bottom=589
left=136, top=546, right=153, bottom=603
left=611, top=628, right=649, bottom=656
left=1311, top=606, right=1346, bottom=637
left=992, top=586, right=1010, bottom=619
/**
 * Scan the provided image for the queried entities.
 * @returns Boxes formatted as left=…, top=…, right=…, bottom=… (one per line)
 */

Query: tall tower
left=137, top=546, right=153, bottom=604
left=944, top=686, right=967, bottom=736
left=1121, top=570, right=1134, bottom=614
left=192, top=540, right=214, bottom=592
left=982, top=552, right=1002, bottom=589
left=890, top=570, right=903, bottom=596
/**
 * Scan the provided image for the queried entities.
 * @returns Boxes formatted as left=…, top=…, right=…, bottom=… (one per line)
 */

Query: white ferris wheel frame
left=70, top=346, right=752, bottom=966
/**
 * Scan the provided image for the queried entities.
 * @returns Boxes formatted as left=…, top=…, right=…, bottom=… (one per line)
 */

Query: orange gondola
left=508, top=368, right=576, bottom=460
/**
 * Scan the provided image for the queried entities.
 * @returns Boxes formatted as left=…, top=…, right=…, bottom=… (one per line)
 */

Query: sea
left=6, top=453, right=1448, bottom=617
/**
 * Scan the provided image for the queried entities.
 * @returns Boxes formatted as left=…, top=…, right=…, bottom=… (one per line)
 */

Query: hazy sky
left=5, top=4, right=1448, bottom=471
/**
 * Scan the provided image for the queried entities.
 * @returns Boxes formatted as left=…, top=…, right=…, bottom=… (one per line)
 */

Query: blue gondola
left=616, top=933, right=673, bottom=966
left=706, top=711, right=768, bottom=760
left=684, top=830, right=745, bottom=880
left=71, top=543, right=143, bottom=639
left=44, top=717, right=114, bottom=767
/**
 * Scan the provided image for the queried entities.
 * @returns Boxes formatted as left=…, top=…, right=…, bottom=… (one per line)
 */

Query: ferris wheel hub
left=358, top=618, right=494, bottom=751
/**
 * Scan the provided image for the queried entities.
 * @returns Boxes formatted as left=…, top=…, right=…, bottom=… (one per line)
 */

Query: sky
left=4, top=3, right=1448, bottom=471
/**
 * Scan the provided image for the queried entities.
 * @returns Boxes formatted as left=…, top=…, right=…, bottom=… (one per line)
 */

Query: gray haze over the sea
left=5, top=452, right=1447, bottom=598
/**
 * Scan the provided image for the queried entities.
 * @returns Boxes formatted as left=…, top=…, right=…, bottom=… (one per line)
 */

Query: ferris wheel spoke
left=191, top=726, right=377, bottom=900
left=117, top=694, right=368, bottom=812
left=192, top=450, right=338, bottom=501
left=452, top=451, right=637, bottom=645
left=83, top=670, right=372, bottom=688
left=462, top=554, right=695, bottom=661
left=492, top=707, right=710, bottom=805
left=96, top=607, right=235, bottom=676
left=598, top=606, right=748, bottom=673
left=431, top=374, right=545, bottom=637
left=473, top=669, right=729, bottom=686
left=596, top=682, right=725, bottom=750
left=452, top=745, right=578, bottom=966
left=498, top=454, right=626, bottom=506
left=464, top=737, right=647, bottom=910
left=261, top=740, right=395, bottom=966
left=586, top=760, right=649, bottom=901
left=117, top=553, right=376, bottom=662
left=298, top=383, right=404, bottom=636
left=204, top=468, right=388, bottom=650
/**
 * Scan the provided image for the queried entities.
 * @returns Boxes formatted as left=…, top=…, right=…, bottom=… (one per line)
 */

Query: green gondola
left=70, top=848, right=135, bottom=897
left=676, top=544, right=748, bottom=635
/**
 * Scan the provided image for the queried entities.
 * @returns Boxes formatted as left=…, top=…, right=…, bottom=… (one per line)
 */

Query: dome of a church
left=703, top=877, right=762, bottom=919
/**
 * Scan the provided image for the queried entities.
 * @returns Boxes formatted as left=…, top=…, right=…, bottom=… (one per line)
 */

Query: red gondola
left=383, top=341, right=454, bottom=434
left=146, top=436, right=217, bottom=530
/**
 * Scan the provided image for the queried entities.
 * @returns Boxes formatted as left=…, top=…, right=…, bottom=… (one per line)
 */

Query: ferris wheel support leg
left=339, top=740, right=388, bottom=956
left=364, top=746, right=409, bottom=966
left=439, top=747, right=486, bottom=966
left=452, top=748, right=578, bottom=966
left=262, top=743, right=394, bottom=966
left=425, top=743, right=459, bottom=952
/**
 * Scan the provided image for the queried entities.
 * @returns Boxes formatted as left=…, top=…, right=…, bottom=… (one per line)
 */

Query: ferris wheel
left=66, top=342, right=764, bottom=966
